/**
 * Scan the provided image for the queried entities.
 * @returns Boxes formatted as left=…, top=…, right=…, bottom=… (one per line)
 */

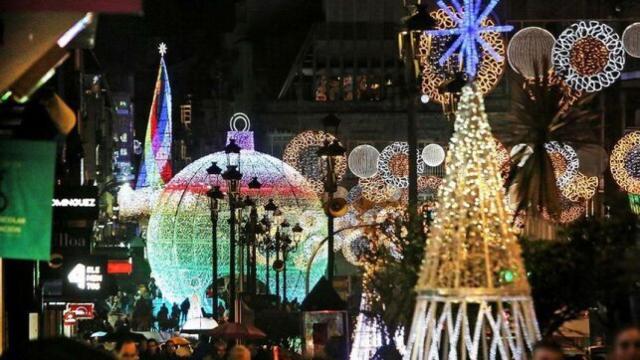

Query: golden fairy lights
left=283, top=130, right=347, bottom=193
left=611, top=131, right=640, bottom=193
left=406, top=85, right=539, bottom=360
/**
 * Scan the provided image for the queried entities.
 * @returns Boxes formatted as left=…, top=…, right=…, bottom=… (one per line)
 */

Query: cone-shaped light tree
left=405, top=85, right=540, bottom=360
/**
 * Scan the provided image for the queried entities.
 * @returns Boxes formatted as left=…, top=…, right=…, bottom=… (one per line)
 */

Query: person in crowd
left=163, top=340, right=178, bottom=360
left=180, top=297, right=191, bottom=324
left=227, top=345, right=251, bottom=360
left=142, top=339, right=160, bottom=360
left=171, top=303, right=181, bottom=324
left=115, top=339, right=140, bottom=360
left=531, top=340, right=564, bottom=360
left=612, top=325, right=640, bottom=360
left=175, top=346, right=192, bottom=358
left=0, top=337, right=113, bottom=360
left=203, top=340, right=228, bottom=360
left=148, top=277, right=159, bottom=299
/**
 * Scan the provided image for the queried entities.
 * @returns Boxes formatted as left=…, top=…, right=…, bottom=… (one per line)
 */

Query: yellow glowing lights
left=611, top=131, right=640, bottom=193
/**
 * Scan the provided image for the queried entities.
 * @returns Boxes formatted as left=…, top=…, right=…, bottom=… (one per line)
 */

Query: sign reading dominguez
left=0, top=140, right=56, bottom=261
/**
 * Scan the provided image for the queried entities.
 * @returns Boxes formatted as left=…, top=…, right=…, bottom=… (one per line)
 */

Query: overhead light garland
left=553, top=21, right=625, bottom=93
left=420, top=6, right=506, bottom=104
left=611, top=131, right=640, bottom=193
left=377, top=142, right=425, bottom=189
left=283, top=130, right=347, bottom=193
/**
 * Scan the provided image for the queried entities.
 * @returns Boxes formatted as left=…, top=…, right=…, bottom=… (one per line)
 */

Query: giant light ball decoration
left=553, top=21, right=625, bottom=93
left=508, top=27, right=556, bottom=78
left=147, top=119, right=327, bottom=309
left=348, top=144, right=379, bottom=179
left=421, top=144, right=446, bottom=167
left=622, top=23, right=640, bottom=58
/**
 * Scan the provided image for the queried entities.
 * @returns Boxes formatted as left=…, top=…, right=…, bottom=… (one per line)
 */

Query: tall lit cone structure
left=405, top=85, right=540, bottom=360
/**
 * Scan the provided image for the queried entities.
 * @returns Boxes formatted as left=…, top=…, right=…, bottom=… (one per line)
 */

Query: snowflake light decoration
left=377, top=142, right=425, bottom=189
left=283, top=130, right=347, bottom=193
left=545, top=141, right=579, bottom=189
left=611, top=131, right=640, bottom=193
left=426, top=0, right=513, bottom=78
left=359, top=175, right=396, bottom=204
left=542, top=197, right=585, bottom=224
left=420, top=6, right=506, bottom=104
left=561, top=172, right=598, bottom=202
left=553, top=21, right=625, bottom=93
left=418, top=175, right=443, bottom=193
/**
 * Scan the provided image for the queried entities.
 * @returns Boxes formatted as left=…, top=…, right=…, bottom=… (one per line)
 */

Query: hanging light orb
left=611, top=131, right=640, bottom=193
left=378, top=142, right=425, bottom=189
left=421, top=144, right=446, bottom=167
left=507, top=27, right=556, bottom=78
left=622, top=23, right=640, bottom=58
left=553, top=21, right=625, bottom=93
left=348, top=144, right=380, bottom=179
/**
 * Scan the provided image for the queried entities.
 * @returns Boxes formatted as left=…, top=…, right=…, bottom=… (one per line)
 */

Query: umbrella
left=168, top=336, right=191, bottom=346
left=90, top=331, right=107, bottom=338
left=132, top=331, right=164, bottom=342
left=101, top=330, right=147, bottom=343
left=207, top=322, right=266, bottom=340
left=181, top=317, right=218, bottom=334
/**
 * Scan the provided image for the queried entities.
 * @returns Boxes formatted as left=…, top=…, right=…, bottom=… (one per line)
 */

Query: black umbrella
left=101, top=329, right=147, bottom=343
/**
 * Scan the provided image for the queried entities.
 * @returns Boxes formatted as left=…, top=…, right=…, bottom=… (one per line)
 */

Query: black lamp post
left=281, top=222, right=303, bottom=303
left=247, top=176, right=261, bottom=294
left=222, top=138, right=242, bottom=322
left=206, top=162, right=224, bottom=320
left=398, top=4, right=435, bottom=240
left=263, top=199, right=278, bottom=295
left=318, top=115, right=346, bottom=281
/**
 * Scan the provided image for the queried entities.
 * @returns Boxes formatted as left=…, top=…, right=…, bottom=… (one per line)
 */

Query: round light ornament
left=508, top=27, right=556, bottom=78
left=348, top=144, right=380, bottom=178
left=377, top=142, right=425, bottom=189
left=421, top=144, right=446, bottom=167
left=611, top=131, right=640, bottom=193
left=622, top=23, right=640, bottom=58
left=552, top=21, right=625, bottom=93
left=545, top=141, right=579, bottom=189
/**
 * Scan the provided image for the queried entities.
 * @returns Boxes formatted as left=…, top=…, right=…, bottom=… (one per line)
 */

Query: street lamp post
left=283, top=222, right=303, bottom=303
left=263, top=199, right=278, bottom=295
left=398, top=4, right=434, bottom=239
left=317, top=115, right=346, bottom=282
left=206, top=162, right=224, bottom=320
left=222, top=138, right=242, bottom=322
left=247, top=176, right=261, bottom=294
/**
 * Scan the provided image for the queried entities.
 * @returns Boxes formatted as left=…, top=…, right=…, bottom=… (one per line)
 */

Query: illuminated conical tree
left=405, top=85, right=540, bottom=360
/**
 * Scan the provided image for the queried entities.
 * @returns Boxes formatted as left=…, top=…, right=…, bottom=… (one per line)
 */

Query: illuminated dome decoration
left=561, top=172, right=598, bottom=202
left=118, top=185, right=160, bottom=219
left=283, top=130, right=347, bottom=193
left=545, top=141, right=579, bottom=188
left=508, top=27, right=556, bottom=78
left=377, top=142, right=425, bottom=189
left=147, top=118, right=327, bottom=308
left=348, top=144, right=379, bottom=179
left=553, top=21, right=625, bottom=93
left=623, top=23, right=640, bottom=58
left=419, top=6, right=507, bottom=104
left=421, top=144, right=446, bottom=167
left=611, top=131, right=640, bottom=193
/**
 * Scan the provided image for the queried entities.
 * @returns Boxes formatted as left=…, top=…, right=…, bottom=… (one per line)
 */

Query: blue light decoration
left=427, top=0, right=513, bottom=78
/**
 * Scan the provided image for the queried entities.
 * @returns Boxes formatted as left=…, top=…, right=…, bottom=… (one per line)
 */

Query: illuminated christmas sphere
left=421, top=144, right=446, bottom=167
left=283, top=130, right=347, bottom=193
left=148, top=132, right=327, bottom=309
left=507, top=27, right=556, bottom=78
left=622, top=23, right=640, bottom=58
left=611, top=131, right=640, bottom=193
left=553, top=21, right=625, bottom=93
left=348, top=144, right=380, bottom=179
left=377, top=142, right=425, bottom=189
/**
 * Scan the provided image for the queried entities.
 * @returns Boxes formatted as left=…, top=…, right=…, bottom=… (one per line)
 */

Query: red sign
left=63, top=311, right=76, bottom=326
left=66, top=303, right=94, bottom=320
left=1, top=0, right=142, bottom=13
left=107, top=259, right=133, bottom=275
